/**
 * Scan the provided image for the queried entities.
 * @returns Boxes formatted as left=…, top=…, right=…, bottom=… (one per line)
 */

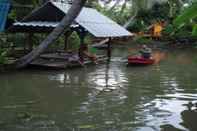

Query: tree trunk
left=14, top=0, right=87, bottom=68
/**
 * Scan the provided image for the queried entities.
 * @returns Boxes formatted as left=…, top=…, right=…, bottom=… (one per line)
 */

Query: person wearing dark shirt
left=139, top=45, right=152, bottom=59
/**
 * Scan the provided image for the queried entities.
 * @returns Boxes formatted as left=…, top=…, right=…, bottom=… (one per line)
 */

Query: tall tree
left=14, top=0, right=87, bottom=68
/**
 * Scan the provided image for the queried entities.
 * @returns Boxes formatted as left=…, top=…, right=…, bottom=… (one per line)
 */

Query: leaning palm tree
left=15, top=0, right=87, bottom=68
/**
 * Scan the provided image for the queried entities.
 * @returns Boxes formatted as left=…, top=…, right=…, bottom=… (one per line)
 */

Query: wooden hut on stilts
left=8, top=1, right=133, bottom=69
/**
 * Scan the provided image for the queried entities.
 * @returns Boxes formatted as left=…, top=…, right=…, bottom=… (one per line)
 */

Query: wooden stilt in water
left=24, top=33, right=33, bottom=52
left=24, top=36, right=27, bottom=52
left=107, top=38, right=111, bottom=61
left=64, top=31, right=72, bottom=51
left=64, top=33, right=68, bottom=51
left=77, top=28, right=86, bottom=63
left=78, top=43, right=84, bottom=63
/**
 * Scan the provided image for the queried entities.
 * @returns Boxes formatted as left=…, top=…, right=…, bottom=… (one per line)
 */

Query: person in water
left=139, top=45, right=152, bottom=59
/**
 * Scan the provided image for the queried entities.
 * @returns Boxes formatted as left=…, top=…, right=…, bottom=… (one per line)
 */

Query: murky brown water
left=0, top=45, right=197, bottom=131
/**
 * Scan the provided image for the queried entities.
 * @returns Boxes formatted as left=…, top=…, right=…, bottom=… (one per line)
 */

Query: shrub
left=67, top=32, right=80, bottom=52
left=134, top=36, right=152, bottom=45
left=0, top=49, right=8, bottom=65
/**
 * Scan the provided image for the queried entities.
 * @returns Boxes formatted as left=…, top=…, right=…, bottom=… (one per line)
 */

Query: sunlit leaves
left=173, top=3, right=197, bottom=28
left=192, top=24, right=197, bottom=36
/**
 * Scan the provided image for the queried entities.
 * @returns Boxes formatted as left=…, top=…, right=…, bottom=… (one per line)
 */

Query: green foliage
left=94, top=1, right=133, bottom=25
left=138, top=2, right=170, bottom=24
left=14, top=0, right=38, bottom=5
left=129, top=20, right=146, bottom=32
left=163, top=23, right=193, bottom=37
left=0, top=48, right=8, bottom=65
left=85, top=0, right=99, bottom=8
left=192, top=24, right=197, bottom=36
left=167, top=3, right=197, bottom=38
left=10, top=0, right=34, bottom=20
left=89, top=47, right=97, bottom=54
left=67, top=32, right=80, bottom=51
left=173, top=3, right=197, bottom=28
left=163, top=24, right=174, bottom=35
left=129, top=2, right=170, bottom=32
left=84, top=34, right=92, bottom=45
left=134, top=36, right=152, bottom=45
left=8, top=9, right=17, bottom=20
left=174, top=29, right=192, bottom=38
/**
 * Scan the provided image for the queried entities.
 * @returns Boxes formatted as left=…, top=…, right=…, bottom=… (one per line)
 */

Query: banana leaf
left=173, top=3, right=197, bottom=28
left=192, top=24, right=197, bottom=36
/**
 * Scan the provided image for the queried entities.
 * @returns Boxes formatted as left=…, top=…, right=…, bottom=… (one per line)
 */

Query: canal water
left=0, top=45, right=197, bottom=131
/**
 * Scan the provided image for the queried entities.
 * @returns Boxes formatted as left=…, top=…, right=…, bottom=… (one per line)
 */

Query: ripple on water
left=1, top=48, right=197, bottom=131
left=87, top=64, right=128, bottom=91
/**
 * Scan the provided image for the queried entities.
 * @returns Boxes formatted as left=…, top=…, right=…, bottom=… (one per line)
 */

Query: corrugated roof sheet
left=10, top=1, right=133, bottom=37
left=52, top=2, right=133, bottom=37
left=0, top=1, right=10, bottom=32
left=14, top=21, right=79, bottom=28
left=14, top=21, right=59, bottom=27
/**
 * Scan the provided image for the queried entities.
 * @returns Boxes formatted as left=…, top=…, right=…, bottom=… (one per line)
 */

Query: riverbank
left=126, top=36, right=197, bottom=50
left=0, top=37, right=197, bottom=71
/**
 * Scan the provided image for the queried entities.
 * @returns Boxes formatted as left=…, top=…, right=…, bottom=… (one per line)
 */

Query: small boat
left=128, top=56, right=155, bottom=66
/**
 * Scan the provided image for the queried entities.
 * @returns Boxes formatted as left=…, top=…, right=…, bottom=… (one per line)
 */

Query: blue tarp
left=0, top=0, right=10, bottom=32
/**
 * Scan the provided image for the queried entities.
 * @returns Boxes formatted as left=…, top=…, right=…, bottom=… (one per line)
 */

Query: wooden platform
left=30, top=53, right=108, bottom=69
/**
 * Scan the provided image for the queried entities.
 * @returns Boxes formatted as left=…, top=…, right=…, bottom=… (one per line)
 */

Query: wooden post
left=28, top=33, right=33, bottom=51
left=77, top=29, right=86, bottom=63
left=64, top=31, right=72, bottom=51
left=78, top=43, right=84, bottom=63
left=24, top=34, right=27, bottom=51
left=107, top=38, right=111, bottom=61
left=78, top=36, right=85, bottom=63
left=64, top=34, right=68, bottom=51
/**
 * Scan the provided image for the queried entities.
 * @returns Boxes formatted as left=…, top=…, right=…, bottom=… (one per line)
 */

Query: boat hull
left=128, top=56, right=155, bottom=66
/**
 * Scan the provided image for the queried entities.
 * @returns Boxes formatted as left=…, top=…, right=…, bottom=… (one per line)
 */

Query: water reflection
left=88, top=60, right=128, bottom=91
left=0, top=46, right=197, bottom=131
left=161, top=102, right=197, bottom=131
left=153, top=51, right=166, bottom=64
